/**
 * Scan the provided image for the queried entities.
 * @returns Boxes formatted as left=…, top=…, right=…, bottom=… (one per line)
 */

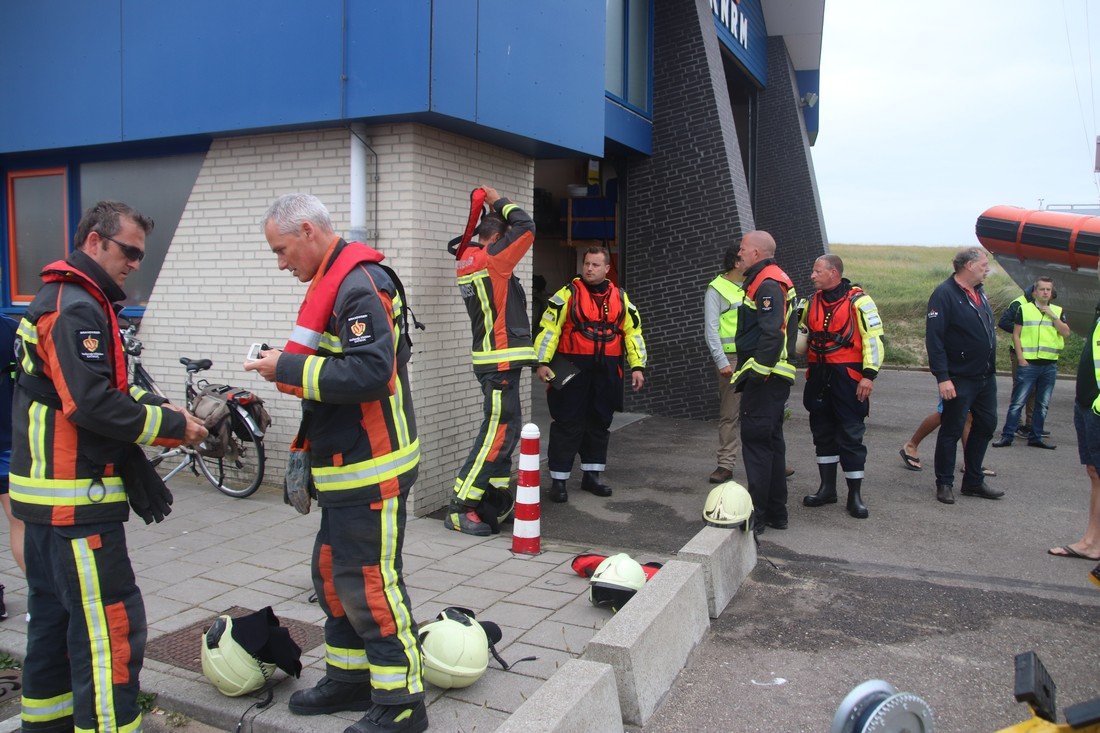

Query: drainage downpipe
left=349, top=123, right=376, bottom=242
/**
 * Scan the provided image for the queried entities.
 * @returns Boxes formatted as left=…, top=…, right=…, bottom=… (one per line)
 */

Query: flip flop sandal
left=899, top=449, right=922, bottom=471
left=1047, top=545, right=1100, bottom=561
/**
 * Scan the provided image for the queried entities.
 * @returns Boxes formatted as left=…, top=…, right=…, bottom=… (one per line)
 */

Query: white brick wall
left=139, top=124, right=533, bottom=515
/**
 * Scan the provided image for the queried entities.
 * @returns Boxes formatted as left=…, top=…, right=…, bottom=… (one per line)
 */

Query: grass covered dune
left=829, top=243, right=1083, bottom=374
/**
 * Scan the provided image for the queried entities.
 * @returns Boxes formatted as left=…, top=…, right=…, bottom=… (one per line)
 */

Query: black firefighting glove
left=121, top=445, right=174, bottom=524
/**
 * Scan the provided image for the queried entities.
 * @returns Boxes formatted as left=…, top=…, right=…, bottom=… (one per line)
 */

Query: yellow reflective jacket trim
left=10, top=475, right=127, bottom=506
left=311, top=439, right=420, bottom=491
left=456, top=269, right=490, bottom=286
left=134, top=404, right=164, bottom=445
left=22, top=692, right=74, bottom=723
left=501, top=203, right=518, bottom=218
left=318, top=331, right=343, bottom=354
left=473, top=276, right=494, bottom=353
left=28, top=401, right=48, bottom=480
left=854, top=293, right=885, bottom=372
left=389, top=375, right=412, bottom=447
left=72, top=536, right=117, bottom=732
left=325, top=644, right=371, bottom=670
left=301, top=355, right=325, bottom=401
left=471, top=346, right=537, bottom=365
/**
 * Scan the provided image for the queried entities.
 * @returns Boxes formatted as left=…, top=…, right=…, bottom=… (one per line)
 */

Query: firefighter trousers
left=547, top=361, right=620, bottom=480
left=22, top=521, right=145, bottom=733
left=740, top=376, right=790, bottom=524
left=804, top=365, right=869, bottom=476
left=312, top=499, right=424, bottom=705
left=453, top=370, right=521, bottom=507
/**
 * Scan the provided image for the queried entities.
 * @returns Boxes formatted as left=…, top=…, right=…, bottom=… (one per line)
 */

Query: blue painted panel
left=474, top=1, right=605, bottom=157
left=795, top=70, right=820, bottom=142
left=0, top=1, right=123, bottom=153
left=346, top=2, right=431, bottom=117
left=710, top=0, right=767, bottom=86
left=122, top=0, right=343, bottom=140
left=604, top=98, right=651, bottom=155
left=429, top=0, right=478, bottom=119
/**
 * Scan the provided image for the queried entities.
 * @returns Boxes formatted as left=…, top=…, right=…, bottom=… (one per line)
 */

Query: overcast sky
left=814, top=0, right=1100, bottom=246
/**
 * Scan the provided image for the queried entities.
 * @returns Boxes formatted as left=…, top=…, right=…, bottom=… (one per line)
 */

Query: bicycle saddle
left=179, top=357, right=213, bottom=373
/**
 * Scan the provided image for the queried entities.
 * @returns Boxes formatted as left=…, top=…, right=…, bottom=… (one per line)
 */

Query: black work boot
left=345, top=700, right=429, bottom=733
left=803, top=462, right=838, bottom=507
left=581, top=471, right=612, bottom=497
left=550, top=479, right=569, bottom=503
left=289, top=676, right=373, bottom=715
left=845, top=478, right=869, bottom=519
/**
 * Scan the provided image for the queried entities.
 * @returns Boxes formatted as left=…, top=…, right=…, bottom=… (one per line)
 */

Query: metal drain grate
left=0, top=670, right=22, bottom=704
left=145, top=606, right=325, bottom=674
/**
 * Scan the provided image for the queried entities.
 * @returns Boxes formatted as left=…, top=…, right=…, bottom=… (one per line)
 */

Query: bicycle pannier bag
left=192, top=386, right=232, bottom=458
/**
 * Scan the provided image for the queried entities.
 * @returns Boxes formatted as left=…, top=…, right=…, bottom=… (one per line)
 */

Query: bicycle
left=121, top=324, right=268, bottom=498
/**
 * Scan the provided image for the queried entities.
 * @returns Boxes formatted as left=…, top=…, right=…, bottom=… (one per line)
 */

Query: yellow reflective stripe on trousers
left=312, top=440, right=420, bottom=492
left=325, top=644, right=371, bottom=670
left=28, top=401, right=48, bottom=480
left=10, top=475, right=127, bottom=506
left=471, top=346, right=536, bottom=365
left=22, top=692, right=74, bottom=723
left=72, top=536, right=116, bottom=733
left=301, top=355, right=325, bottom=401
left=75, top=715, right=142, bottom=733
left=372, top=665, right=410, bottom=691
left=454, top=388, right=503, bottom=503
left=134, top=404, right=163, bottom=445
left=379, top=496, right=423, bottom=693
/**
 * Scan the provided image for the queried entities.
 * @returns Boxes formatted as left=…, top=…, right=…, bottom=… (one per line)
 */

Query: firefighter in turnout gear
left=730, top=231, right=797, bottom=533
left=535, top=246, right=646, bottom=502
left=448, top=186, right=536, bottom=536
left=800, top=254, right=884, bottom=519
left=13, top=201, right=207, bottom=733
left=248, top=194, right=427, bottom=733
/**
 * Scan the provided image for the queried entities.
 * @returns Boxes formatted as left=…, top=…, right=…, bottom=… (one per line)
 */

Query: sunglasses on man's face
left=99, top=234, right=145, bottom=262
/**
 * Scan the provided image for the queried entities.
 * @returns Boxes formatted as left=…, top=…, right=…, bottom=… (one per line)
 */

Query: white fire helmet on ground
left=589, top=553, right=646, bottom=610
left=702, top=480, right=754, bottom=531
left=201, top=615, right=276, bottom=697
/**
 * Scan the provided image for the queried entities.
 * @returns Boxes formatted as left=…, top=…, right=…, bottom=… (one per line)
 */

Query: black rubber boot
left=289, top=676, right=373, bottom=715
left=550, top=479, right=569, bottom=503
left=845, top=478, right=869, bottom=519
left=581, top=471, right=612, bottom=497
left=803, top=462, right=838, bottom=507
left=345, top=700, right=429, bottom=733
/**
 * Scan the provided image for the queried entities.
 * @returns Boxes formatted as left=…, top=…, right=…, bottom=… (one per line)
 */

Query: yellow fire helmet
left=589, top=553, right=646, bottom=610
left=419, top=607, right=500, bottom=689
left=702, top=480, right=754, bottom=531
left=200, top=615, right=276, bottom=697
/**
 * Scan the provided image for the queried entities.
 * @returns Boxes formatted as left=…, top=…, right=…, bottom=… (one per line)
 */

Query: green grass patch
left=831, top=244, right=1083, bottom=374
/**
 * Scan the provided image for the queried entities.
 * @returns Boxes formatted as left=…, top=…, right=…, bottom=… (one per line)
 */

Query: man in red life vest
left=535, top=246, right=646, bottom=503
left=448, top=186, right=536, bottom=536
left=12, top=201, right=207, bottom=733
left=730, top=231, right=797, bottom=533
left=248, top=193, right=426, bottom=733
left=800, top=255, right=884, bottom=518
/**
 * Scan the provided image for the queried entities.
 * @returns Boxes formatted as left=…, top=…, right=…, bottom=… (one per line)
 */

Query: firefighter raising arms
left=799, top=254, right=884, bottom=519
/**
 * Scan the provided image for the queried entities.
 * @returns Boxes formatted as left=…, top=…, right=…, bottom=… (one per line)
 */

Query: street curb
left=676, top=526, right=757, bottom=618
left=495, top=659, right=622, bottom=733
left=581, top=560, right=709, bottom=726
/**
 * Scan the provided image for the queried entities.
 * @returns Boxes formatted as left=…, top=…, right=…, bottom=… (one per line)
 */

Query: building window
left=6, top=168, right=69, bottom=303
left=79, top=153, right=205, bottom=307
left=605, top=0, right=652, bottom=116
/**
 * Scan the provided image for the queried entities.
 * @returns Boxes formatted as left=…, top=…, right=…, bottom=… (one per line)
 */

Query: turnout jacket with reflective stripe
left=10, top=251, right=187, bottom=526
left=455, top=197, right=536, bottom=373
left=275, top=241, right=418, bottom=507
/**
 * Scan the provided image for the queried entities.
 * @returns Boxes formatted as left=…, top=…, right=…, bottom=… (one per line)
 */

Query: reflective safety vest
left=735, top=264, right=797, bottom=383
left=1018, top=300, right=1064, bottom=361
left=708, top=275, right=745, bottom=354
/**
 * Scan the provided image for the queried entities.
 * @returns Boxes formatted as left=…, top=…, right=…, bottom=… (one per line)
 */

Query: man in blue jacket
left=925, top=246, right=1004, bottom=504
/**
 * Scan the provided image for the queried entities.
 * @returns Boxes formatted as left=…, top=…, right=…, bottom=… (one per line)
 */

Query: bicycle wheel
left=197, top=407, right=265, bottom=498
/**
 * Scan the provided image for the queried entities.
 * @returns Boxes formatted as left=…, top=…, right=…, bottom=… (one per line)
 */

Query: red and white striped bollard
left=512, top=423, right=541, bottom=555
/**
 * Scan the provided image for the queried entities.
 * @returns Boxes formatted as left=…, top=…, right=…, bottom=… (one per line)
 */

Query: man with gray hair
left=246, top=193, right=427, bottom=733
left=925, top=246, right=1003, bottom=505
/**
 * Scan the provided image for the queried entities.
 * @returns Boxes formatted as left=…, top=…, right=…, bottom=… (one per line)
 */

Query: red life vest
left=41, top=261, right=128, bottom=390
left=806, top=286, right=865, bottom=365
left=560, top=279, right=626, bottom=357
left=744, top=263, right=793, bottom=301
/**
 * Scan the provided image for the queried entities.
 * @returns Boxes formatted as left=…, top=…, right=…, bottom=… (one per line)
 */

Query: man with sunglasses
left=11, top=200, right=208, bottom=733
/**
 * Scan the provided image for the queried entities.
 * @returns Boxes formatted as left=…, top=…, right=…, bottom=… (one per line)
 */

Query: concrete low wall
left=677, top=525, right=757, bottom=618
left=496, top=659, right=623, bottom=733
left=581, top=560, right=710, bottom=726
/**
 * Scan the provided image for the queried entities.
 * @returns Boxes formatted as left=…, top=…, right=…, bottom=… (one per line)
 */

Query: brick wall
left=753, top=36, right=830, bottom=298
left=622, top=0, right=756, bottom=420
left=140, top=124, right=533, bottom=515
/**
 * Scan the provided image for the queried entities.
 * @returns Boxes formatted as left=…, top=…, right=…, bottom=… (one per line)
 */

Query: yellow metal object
left=995, top=713, right=1100, bottom=733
